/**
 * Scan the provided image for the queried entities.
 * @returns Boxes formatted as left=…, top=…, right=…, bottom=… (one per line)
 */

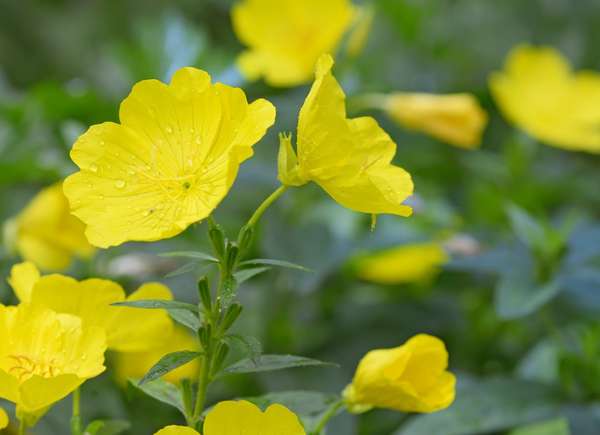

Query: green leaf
left=129, top=378, right=185, bottom=415
left=396, top=378, right=561, bottom=435
left=239, top=258, right=311, bottom=272
left=160, top=251, right=218, bottom=262
left=224, top=334, right=263, bottom=361
left=509, top=418, right=570, bottom=435
left=168, top=309, right=202, bottom=331
left=244, top=391, right=340, bottom=433
left=234, top=266, right=271, bottom=283
left=220, top=274, right=238, bottom=310
left=84, top=420, right=130, bottom=435
left=140, top=351, right=202, bottom=385
left=112, top=299, right=199, bottom=313
left=165, top=262, right=198, bottom=278
left=222, top=354, right=337, bottom=376
left=507, top=204, right=546, bottom=253
left=496, top=273, right=561, bottom=319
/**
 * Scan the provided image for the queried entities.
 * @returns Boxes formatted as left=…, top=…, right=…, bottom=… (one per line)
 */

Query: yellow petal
left=107, top=282, right=175, bottom=352
left=7, top=261, right=41, bottom=302
left=18, top=374, right=82, bottom=414
left=204, top=400, right=305, bottom=435
left=294, top=54, right=413, bottom=216
left=384, top=93, right=488, bottom=149
left=354, top=242, right=448, bottom=284
left=64, top=67, right=275, bottom=248
left=154, top=426, right=199, bottom=435
left=232, top=0, right=355, bottom=87
left=490, top=44, right=600, bottom=153
left=346, top=5, right=374, bottom=58
left=10, top=183, right=94, bottom=271
left=277, top=133, right=305, bottom=186
left=0, top=406, right=8, bottom=429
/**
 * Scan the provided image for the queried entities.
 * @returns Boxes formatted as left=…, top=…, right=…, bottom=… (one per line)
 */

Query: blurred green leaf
left=221, top=354, right=337, bottom=376
left=234, top=266, right=271, bottom=283
left=509, top=418, right=570, bottom=435
left=239, top=258, right=311, bottom=272
left=129, top=378, right=185, bottom=415
left=84, top=420, right=130, bottom=435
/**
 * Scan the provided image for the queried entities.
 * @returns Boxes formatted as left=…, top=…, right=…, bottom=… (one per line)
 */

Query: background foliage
left=1, top=0, right=600, bottom=434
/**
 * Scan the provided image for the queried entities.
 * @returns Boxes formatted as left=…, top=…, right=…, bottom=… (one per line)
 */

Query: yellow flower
left=0, top=303, right=106, bottom=416
left=8, top=262, right=174, bottom=352
left=154, top=426, right=199, bottom=435
left=344, top=334, right=455, bottom=414
left=278, top=54, right=413, bottom=216
left=0, top=407, right=8, bottom=429
left=380, top=93, right=487, bottom=149
left=232, top=0, right=355, bottom=87
left=113, top=327, right=199, bottom=385
left=354, top=242, right=448, bottom=284
left=490, top=44, right=600, bottom=153
left=155, top=400, right=306, bottom=435
left=346, top=5, right=375, bottom=58
left=64, top=67, right=276, bottom=248
left=3, top=183, right=94, bottom=271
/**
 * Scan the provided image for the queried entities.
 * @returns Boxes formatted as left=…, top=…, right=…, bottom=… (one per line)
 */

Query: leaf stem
left=18, top=418, right=27, bottom=435
left=246, top=185, right=288, bottom=228
left=311, top=399, right=344, bottom=435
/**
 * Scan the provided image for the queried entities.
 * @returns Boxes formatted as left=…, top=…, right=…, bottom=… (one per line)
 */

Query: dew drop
left=115, top=180, right=126, bottom=189
left=165, top=126, right=173, bottom=134
left=127, top=169, right=135, bottom=175
left=195, top=136, right=202, bottom=145
left=89, top=164, right=98, bottom=173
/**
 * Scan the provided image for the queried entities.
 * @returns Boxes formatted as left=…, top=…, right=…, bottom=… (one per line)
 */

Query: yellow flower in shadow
left=8, top=262, right=174, bottom=353
left=278, top=54, right=414, bottom=216
left=0, top=303, right=106, bottom=417
left=64, top=66, right=276, bottom=248
left=344, top=334, right=455, bottom=414
left=490, top=44, right=600, bottom=153
left=354, top=242, right=448, bottom=284
left=113, top=327, right=199, bottom=386
left=154, top=400, right=305, bottom=434
left=3, top=183, right=94, bottom=271
left=232, top=0, right=355, bottom=87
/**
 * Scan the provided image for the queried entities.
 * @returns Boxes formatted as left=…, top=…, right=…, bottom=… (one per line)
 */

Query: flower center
left=6, top=354, right=61, bottom=381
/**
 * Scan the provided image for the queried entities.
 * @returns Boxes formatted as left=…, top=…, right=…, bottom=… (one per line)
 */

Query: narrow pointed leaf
left=140, top=351, right=202, bottom=385
left=112, top=299, right=199, bottom=313
left=159, top=251, right=219, bottom=262
left=221, top=354, right=337, bottom=376
left=239, top=258, right=311, bottom=272
left=129, top=378, right=185, bottom=415
left=234, top=267, right=271, bottom=283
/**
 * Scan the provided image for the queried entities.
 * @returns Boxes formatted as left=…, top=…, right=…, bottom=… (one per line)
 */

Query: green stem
left=191, top=352, right=211, bottom=427
left=311, top=400, right=344, bottom=435
left=71, top=388, right=82, bottom=435
left=246, top=185, right=288, bottom=228
left=18, top=419, right=26, bottom=435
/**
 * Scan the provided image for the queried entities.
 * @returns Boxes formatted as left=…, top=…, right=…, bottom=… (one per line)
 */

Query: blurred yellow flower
left=0, top=407, right=8, bottom=429
left=113, top=327, right=199, bottom=385
left=354, top=242, right=448, bottom=284
left=64, top=67, right=276, bottom=248
left=8, top=262, right=174, bottom=352
left=344, top=334, right=455, bottom=414
left=3, top=183, right=94, bottom=271
left=278, top=54, right=413, bottom=216
left=0, top=303, right=106, bottom=416
left=232, top=0, right=355, bottom=87
left=380, top=93, right=487, bottom=149
left=490, top=44, right=600, bottom=153
left=154, top=426, right=199, bottom=435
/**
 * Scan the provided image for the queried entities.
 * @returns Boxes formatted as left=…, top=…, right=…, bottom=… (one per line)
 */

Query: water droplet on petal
left=127, top=169, right=135, bottom=175
left=115, top=180, right=126, bottom=189
left=195, top=137, right=202, bottom=145
left=166, top=126, right=173, bottom=134
left=89, top=164, right=98, bottom=173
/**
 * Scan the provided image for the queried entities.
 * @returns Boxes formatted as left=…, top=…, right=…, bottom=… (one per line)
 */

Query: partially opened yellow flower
left=8, top=262, right=174, bottom=352
left=490, top=44, right=600, bottom=153
left=0, top=406, right=8, bottom=429
left=232, top=0, right=355, bottom=87
left=113, top=327, right=199, bottom=385
left=3, top=183, right=94, bottom=271
left=64, top=67, right=276, bottom=248
left=355, top=242, right=448, bottom=284
left=367, top=93, right=487, bottom=149
left=344, top=334, right=455, bottom=414
left=278, top=54, right=413, bottom=216
left=0, top=303, right=106, bottom=416
left=154, top=426, right=199, bottom=435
